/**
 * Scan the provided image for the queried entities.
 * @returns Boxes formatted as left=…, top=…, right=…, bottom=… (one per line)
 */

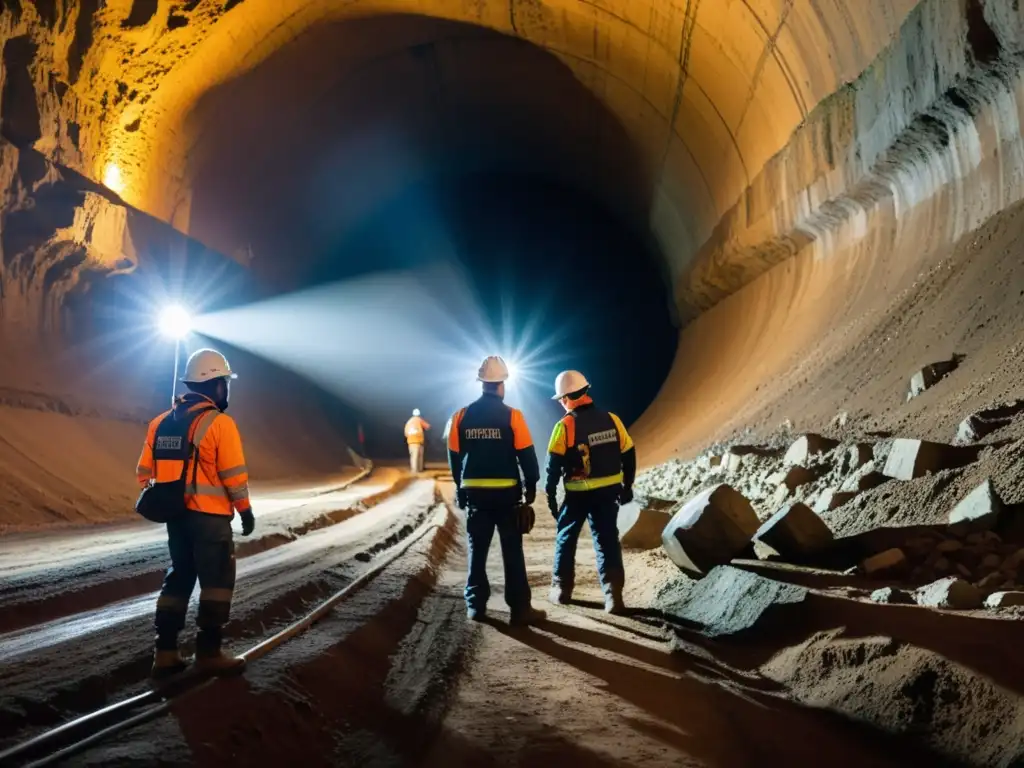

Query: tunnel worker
left=545, top=370, right=636, bottom=615
left=136, top=348, right=255, bottom=680
left=446, top=355, right=546, bottom=626
left=404, top=408, right=431, bottom=474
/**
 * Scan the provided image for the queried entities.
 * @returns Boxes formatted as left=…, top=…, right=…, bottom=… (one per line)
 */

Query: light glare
left=103, top=163, right=124, bottom=194
left=158, top=304, right=192, bottom=340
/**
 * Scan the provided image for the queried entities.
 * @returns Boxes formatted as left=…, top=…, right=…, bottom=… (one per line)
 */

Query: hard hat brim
left=180, top=372, right=237, bottom=383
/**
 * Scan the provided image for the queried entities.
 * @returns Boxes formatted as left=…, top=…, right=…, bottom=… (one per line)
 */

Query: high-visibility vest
left=552, top=404, right=630, bottom=492
left=447, top=394, right=531, bottom=490
left=404, top=416, right=429, bottom=444
left=137, top=394, right=251, bottom=516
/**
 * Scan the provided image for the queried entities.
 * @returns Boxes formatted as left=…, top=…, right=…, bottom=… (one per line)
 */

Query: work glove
left=524, top=485, right=537, bottom=505
left=619, top=486, right=634, bottom=505
left=239, top=509, right=255, bottom=537
left=547, top=493, right=559, bottom=519
left=517, top=503, right=536, bottom=535
left=456, top=487, right=469, bottom=510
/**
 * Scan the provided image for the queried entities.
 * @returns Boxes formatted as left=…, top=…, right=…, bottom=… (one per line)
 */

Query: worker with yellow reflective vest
left=136, top=349, right=254, bottom=680
left=545, top=370, right=636, bottom=614
left=446, top=355, right=546, bottom=625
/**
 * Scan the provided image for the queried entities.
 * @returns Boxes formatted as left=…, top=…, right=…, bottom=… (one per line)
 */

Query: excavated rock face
left=0, top=0, right=974, bottom=325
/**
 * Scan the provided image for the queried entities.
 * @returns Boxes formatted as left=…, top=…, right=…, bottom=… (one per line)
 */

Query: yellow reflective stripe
left=564, top=472, right=624, bottom=491
left=609, top=413, right=634, bottom=452
left=461, top=478, right=518, bottom=488
left=185, top=483, right=230, bottom=498
left=547, top=422, right=567, bottom=455
left=199, top=588, right=233, bottom=603
left=218, top=465, right=248, bottom=480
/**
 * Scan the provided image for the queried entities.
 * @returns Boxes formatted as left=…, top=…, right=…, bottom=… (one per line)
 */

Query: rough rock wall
left=680, top=0, right=1024, bottom=314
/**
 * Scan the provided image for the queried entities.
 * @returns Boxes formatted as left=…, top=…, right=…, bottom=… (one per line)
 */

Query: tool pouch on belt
left=135, top=407, right=213, bottom=524
left=517, top=503, right=536, bottom=535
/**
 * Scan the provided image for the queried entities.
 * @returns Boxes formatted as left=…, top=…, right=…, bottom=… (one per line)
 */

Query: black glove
left=619, top=486, right=634, bottom=505
left=517, top=503, right=536, bottom=535
left=239, top=509, right=255, bottom=537
left=547, top=493, right=558, bottom=519
left=456, top=487, right=469, bottom=510
left=524, top=485, right=536, bottom=505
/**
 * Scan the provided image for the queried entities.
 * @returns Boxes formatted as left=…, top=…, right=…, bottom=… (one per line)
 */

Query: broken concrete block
left=722, top=451, right=744, bottom=475
left=862, top=548, right=908, bottom=578
left=770, top=483, right=790, bottom=511
left=655, top=565, right=808, bottom=637
left=754, top=502, right=834, bottom=560
left=985, top=591, right=1024, bottom=608
left=907, top=359, right=959, bottom=401
left=975, top=572, right=1004, bottom=591
left=870, top=587, right=913, bottom=604
left=814, top=489, right=859, bottom=513
left=882, top=439, right=977, bottom=480
left=914, top=577, right=983, bottom=609
left=661, top=485, right=759, bottom=576
left=784, top=434, right=840, bottom=466
left=954, top=415, right=983, bottom=446
left=618, top=502, right=672, bottom=550
left=832, top=411, right=850, bottom=429
left=953, top=400, right=1024, bottom=445
left=948, top=479, right=1004, bottom=531
left=840, top=462, right=888, bottom=493
left=709, top=455, right=722, bottom=467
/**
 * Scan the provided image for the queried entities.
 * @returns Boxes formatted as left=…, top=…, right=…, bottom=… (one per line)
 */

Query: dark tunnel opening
left=83, top=13, right=677, bottom=460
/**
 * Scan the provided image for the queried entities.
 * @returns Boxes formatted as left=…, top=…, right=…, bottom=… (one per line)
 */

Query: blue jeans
left=552, top=495, right=624, bottom=596
left=465, top=505, right=531, bottom=612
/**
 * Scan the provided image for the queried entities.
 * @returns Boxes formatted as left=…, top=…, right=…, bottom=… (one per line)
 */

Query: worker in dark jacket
left=447, top=355, right=546, bottom=625
left=545, top=370, right=636, bottom=614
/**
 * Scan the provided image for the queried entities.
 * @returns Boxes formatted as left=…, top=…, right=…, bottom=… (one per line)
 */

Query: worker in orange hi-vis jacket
left=136, top=348, right=254, bottom=681
left=404, top=408, right=431, bottom=473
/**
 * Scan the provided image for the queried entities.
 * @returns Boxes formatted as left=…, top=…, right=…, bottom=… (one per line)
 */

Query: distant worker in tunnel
left=447, top=355, right=546, bottom=626
left=136, top=348, right=255, bottom=680
left=404, top=408, right=431, bottom=474
left=545, top=370, right=636, bottom=615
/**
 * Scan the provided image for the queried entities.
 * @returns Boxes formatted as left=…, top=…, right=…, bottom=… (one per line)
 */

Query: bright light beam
left=157, top=304, right=192, bottom=340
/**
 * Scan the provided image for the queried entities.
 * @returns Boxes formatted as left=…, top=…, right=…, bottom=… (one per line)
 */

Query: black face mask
left=214, top=381, right=229, bottom=412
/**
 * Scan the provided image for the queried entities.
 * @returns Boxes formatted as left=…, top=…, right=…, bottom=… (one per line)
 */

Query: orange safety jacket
left=136, top=394, right=252, bottom=516
left=404, top=416, right=431, bottom=445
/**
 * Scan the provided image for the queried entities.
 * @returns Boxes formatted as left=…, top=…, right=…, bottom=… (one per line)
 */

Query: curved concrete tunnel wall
left=4, top=0, right=1024, bottom=469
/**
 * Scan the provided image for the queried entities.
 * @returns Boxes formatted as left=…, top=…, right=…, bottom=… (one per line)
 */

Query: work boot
left=548, top=581, right=572, bottom=605
left=466, top=606, right=487, bottom=622
left=604, top=588, right=626, bottom=616
left=194, top=648, right=246, bottom=676
left=509, top=605, right=547, bottom=627
left=150, top=649, right=189, bottom=681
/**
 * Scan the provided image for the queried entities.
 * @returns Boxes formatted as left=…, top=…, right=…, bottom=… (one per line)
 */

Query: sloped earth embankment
left=0, top=480, right=439, bottom=752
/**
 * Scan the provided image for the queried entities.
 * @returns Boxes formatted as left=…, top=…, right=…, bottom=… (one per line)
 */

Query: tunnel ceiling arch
left=2, top=0, right=918, bottom=316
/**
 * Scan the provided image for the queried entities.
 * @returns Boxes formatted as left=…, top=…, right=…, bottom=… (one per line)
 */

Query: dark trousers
left=465, top=504, right=531, bottom=612
left=154, top=510, right=236, bottom=652
left=552, top=493, right=624, bottom=596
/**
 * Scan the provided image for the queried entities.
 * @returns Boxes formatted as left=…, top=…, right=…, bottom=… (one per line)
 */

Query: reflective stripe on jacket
left=137, top=394, right=251, bottom=515
left=404, top=416, right=431, bottom=445
left=547, top=397, right=633, bottom=492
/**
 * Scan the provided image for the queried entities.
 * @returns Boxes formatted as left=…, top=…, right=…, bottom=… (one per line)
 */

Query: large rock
left=882, top=439, right=976, bottom=480
left=985, top=591, right=1024, bottom=608
left=657, top=565, right=808, bottom=637
left=784, top=434, right=839, bottom=466
left=619, top=501, right=672, bottom=550
left=661, top=485, right=759, bottom=576
left=953, top=400, right=1024, bottom=445
left=840, top=461, right=888, bottom=493
left=948, top=479, right=1004, bottom=531
left=755, top=502, right=834, bottom=560
left=814, top=489, right=859, bottom=513
left=914, top=577, right=983, bottom=609
left=907, top=358, right=959, bottom=401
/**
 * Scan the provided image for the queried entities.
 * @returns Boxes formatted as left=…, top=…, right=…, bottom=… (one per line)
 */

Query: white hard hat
left=477, top=355, right=509, bottom=383
left=182, top=348, right=237, bottom=383
left=412, top=408, right=421, bottom=417
left=552, top=370, right=589, bottom=400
